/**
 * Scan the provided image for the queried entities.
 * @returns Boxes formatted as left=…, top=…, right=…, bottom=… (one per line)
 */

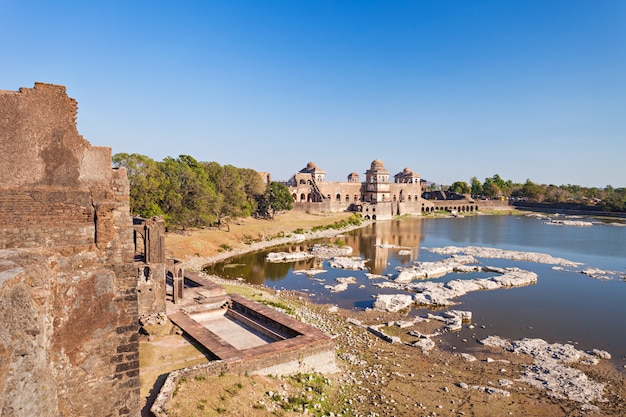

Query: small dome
left=403, top=167, right=412, bottom=174
left=371, top=159, right=385, bottom=169
left=349, top=172, right=359, bottom=176
left=306, top=161, right=317, bottom=170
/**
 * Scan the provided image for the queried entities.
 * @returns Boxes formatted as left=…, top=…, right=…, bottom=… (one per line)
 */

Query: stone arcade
left=287, top=160, right=482, bottom=219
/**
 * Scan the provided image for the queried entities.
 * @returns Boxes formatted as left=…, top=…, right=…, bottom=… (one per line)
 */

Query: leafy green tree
left=513, top=179, right=544, bottom=202
left=239, top=168, right=266, bottom=209
left=256, top=182, right=293, bottom=219
left=159, top=155, right=221, bottom=228
left=470, top=177, right=483, bottom=197
left=449, top=181, right=471, bottom=195
left=112, top=153, right=165, bottom=218
left=482, top=177, right=501, bottom=198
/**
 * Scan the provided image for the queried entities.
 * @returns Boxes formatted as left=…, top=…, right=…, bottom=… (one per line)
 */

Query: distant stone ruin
left=0, top=83, right=141, bottom=417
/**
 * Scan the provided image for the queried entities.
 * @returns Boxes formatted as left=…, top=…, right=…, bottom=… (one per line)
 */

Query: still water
left=205, top=214, right=626, bottom=368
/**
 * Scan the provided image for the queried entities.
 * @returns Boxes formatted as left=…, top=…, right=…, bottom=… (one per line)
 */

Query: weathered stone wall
left=0, top=83, right=140, bottom=417
left=134, top=217, right=167, bottom=318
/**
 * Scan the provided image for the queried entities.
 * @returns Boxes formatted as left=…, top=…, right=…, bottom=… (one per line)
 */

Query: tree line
left=446, top=174, right=626, bottom=212
left=112, top=153, right=293, bottom=228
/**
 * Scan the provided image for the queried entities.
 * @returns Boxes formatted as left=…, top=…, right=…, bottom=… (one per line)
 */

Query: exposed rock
left=328, top=256, right=367, bottom=270
left=309, top=244, right=353, bottom=258
left=324, top=276, right=358, bottom=292
left=545, top=219, right=593, bottom=227
left=378, top=268, right=538, bottom=307
left=293, top=269, right=327, bottom=276
left=395, top=255, right=478, bottom=283
left=480, top=336, right=608, bottom=406
left=372, top=294, right=413, bottom=312
left=367, top=325, right=402, bottom=344
left=324, top=282, right=348, bottom=293
left=590, top=349, right=612, bottom=360
left=411, top=337, right=436, bottom=353
left=429, top=246, right=581, bottom=267
left=266, top=251, right=311, bottom=262
left=479, top=335, right=512, bottom=350
left=471, top=385, right=511, bottom=396
left=580, top=268, right=618, bottom=280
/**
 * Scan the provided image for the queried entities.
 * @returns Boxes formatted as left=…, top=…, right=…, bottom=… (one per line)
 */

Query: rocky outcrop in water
left=375, top=267, right=538, bottom=307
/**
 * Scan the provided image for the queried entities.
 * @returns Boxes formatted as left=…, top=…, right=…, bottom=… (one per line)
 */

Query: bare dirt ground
left=147, top=211, right=626, bottom=417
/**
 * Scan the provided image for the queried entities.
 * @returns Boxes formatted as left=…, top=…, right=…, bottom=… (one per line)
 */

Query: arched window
left=300, top=193, right=306, bottom=201
left=300, top=179, right=306, bottom=185
left=345, top=194, right=349, bottom=202
left=336, top=193, right=341, bottom=202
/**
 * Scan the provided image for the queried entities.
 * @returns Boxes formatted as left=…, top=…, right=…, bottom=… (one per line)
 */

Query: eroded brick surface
left=0, top=83, right=139, bottom=417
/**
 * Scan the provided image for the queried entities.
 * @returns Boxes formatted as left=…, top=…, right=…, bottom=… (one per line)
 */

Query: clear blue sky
left=2, top=0, right=624, bottom=187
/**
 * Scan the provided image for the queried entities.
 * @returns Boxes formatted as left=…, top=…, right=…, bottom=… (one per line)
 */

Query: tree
left=159, top=155, right=220, bottom=228
left=482, top=177, right=501, bottom=198
left=449, top=181, right=471, bottom=195
left=112, top=153, right=165, bottom=218
left=514, top=179, right=544, bottom=202
left=256, top=182, right=293, bottom=219
left=470, top=177, right=483, bottom=197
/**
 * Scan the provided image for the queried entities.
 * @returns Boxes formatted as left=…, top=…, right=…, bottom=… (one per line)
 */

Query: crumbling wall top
left=0, top=82, right=111, bottom=189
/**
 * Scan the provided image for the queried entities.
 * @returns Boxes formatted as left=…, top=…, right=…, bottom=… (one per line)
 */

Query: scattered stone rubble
left=347, top=310, right=472, bottom=354
left=480, top=335, right=610, bottom=410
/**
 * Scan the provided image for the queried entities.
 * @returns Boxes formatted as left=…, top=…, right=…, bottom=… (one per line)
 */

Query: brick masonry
left=0, top=83, right=140, bottom=417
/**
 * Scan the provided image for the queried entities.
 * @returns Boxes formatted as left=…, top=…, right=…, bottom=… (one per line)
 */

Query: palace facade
left=286, top=159, right=427, bottom=220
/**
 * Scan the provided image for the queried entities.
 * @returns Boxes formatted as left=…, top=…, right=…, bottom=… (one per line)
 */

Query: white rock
left=329, top=256, right=367, bottom=270
left=265, top=251, right=311, bottom=262
left=372, top=294, right=414, bottom=312
left=412, top=338, right=436, bottom=353
left=309, top=244, right=353, bottom=258
left=429, top=246, right=581, bottom=267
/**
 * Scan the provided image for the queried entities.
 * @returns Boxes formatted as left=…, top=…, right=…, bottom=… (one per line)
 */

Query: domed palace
left=286, top=159, right=430, bottom=220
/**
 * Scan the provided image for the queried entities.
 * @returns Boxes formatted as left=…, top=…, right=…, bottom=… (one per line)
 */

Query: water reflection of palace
left=209, top=219, right=424, bottom=282
left=342, top=219, right=423, bottom=275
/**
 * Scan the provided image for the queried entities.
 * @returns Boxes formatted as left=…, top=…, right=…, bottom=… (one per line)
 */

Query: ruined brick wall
left=0, top=83, right=140, bottom=417
left=134, top=217, right=167, bottom=318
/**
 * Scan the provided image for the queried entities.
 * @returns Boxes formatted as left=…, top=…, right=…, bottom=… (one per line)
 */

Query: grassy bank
left=165, top=211, right=356, bottom=261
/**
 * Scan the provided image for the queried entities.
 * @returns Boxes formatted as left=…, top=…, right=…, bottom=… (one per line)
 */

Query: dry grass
left=164, top=211, right=354, bottom=261
left=167, top=372, right=342, bottom=417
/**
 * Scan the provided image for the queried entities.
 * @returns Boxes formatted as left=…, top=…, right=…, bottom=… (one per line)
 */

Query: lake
left=205, top=214, right=626, bottom=369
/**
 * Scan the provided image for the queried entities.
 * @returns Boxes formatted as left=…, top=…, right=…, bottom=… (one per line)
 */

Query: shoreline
left=178, top=218, right=373, bottom=271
